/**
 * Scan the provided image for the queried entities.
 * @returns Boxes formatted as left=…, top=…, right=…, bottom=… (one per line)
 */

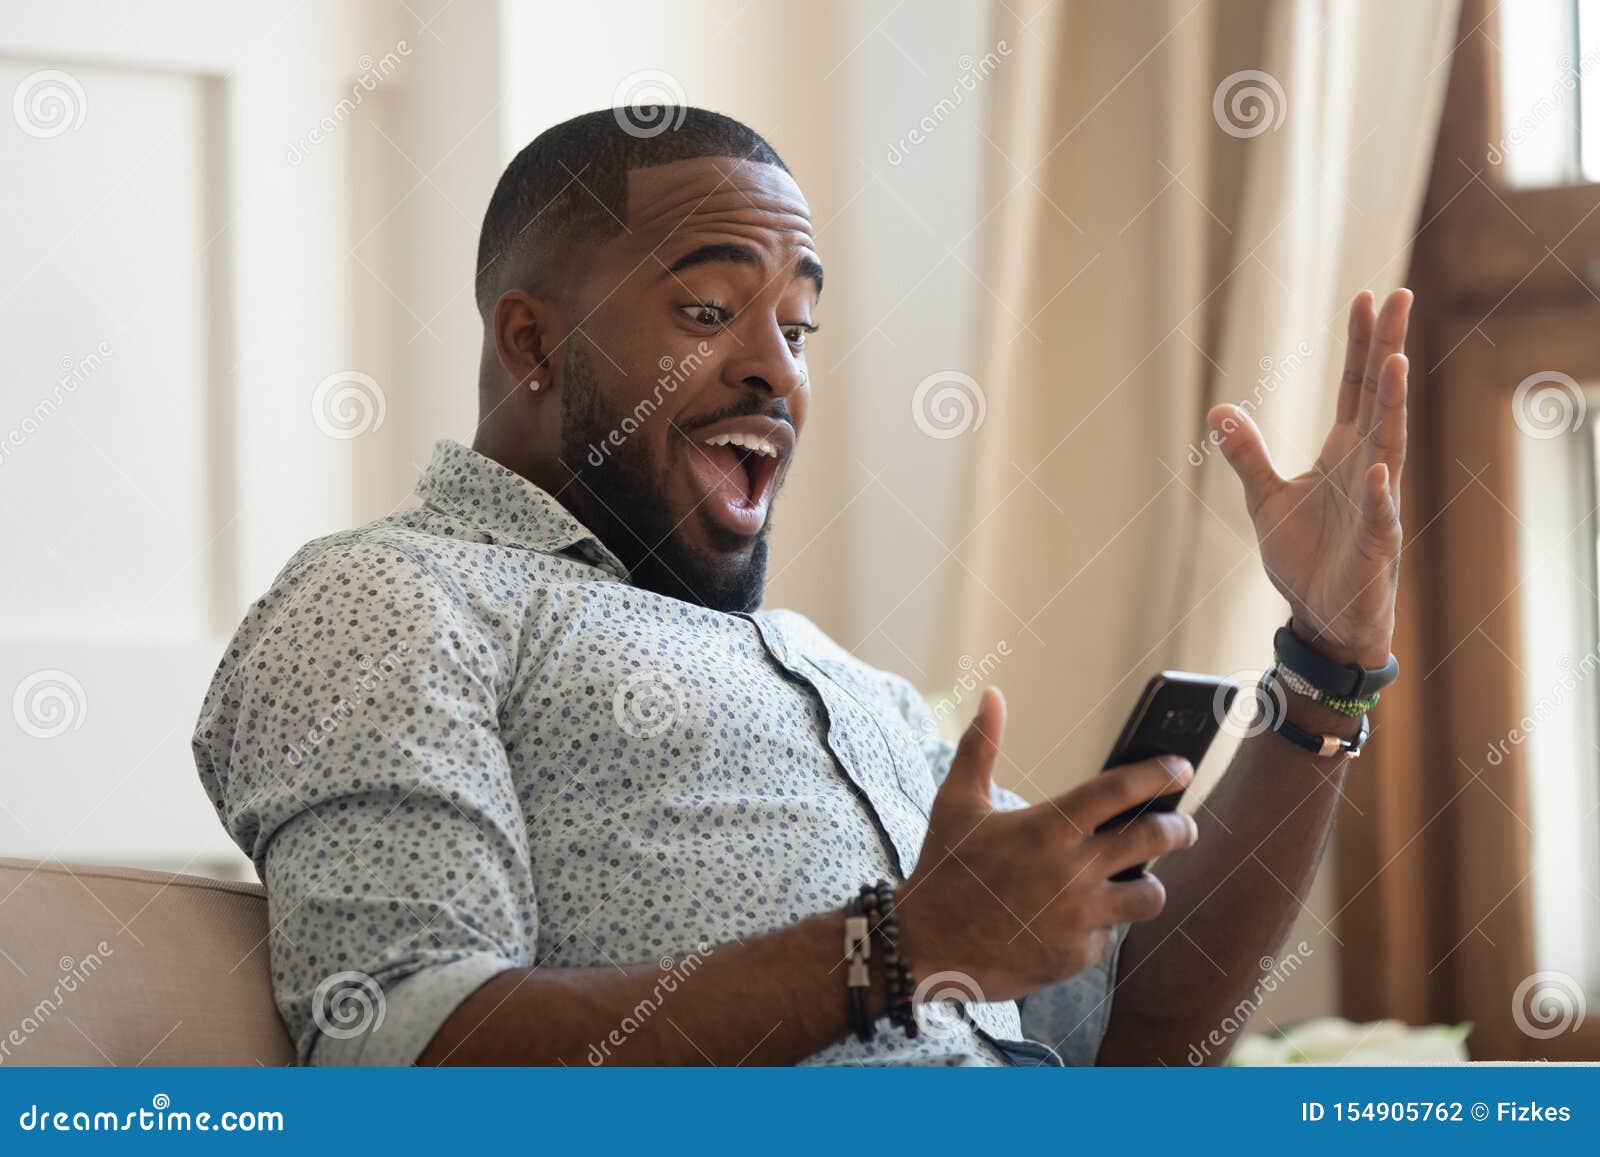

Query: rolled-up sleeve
left=887, top=674, right=1125, bottom=1065
left=193, top=538, right=535, bottom=1066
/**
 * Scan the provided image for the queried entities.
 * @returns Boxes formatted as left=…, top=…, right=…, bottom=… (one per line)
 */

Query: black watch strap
left=1256, top=671, right=1369, bottom=757
left=1274, top=619, right=1399, bottom=699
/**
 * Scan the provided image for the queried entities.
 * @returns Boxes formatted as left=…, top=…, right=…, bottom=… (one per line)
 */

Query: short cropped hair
left=474, top=107, right=788, bottom=315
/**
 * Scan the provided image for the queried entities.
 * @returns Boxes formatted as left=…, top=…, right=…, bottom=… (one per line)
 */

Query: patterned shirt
left=192, top=438, right=1122, bottom=1066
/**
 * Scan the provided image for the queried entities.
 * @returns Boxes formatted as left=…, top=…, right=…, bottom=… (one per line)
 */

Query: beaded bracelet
left=1273, top=653, right=1380, bottom=717
left=859, top=879, right=919, bottom=1040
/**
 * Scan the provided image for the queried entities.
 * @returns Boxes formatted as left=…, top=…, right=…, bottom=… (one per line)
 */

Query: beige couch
left=0, top=857, right=293, bottom=1065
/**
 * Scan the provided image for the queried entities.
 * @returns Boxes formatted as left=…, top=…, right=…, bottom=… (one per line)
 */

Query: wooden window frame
left=1338, top=0, right=1600, bottom=1061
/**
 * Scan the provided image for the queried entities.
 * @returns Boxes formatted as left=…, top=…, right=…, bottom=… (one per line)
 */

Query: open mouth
left=684, top=425, right=790, bottom=539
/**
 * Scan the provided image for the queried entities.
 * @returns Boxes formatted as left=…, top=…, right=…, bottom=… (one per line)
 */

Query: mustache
left=676, top=397, right=795, bottom=436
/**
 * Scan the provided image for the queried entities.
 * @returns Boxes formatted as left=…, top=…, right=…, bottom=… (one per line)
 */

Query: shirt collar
left=414, top=439, right=631, bottom=580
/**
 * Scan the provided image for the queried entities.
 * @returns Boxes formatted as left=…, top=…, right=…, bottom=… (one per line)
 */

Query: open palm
left=1210, top=289, right=1412, bottom=668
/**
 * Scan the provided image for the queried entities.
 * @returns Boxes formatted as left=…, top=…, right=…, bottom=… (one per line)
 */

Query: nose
left=719, top=324, right=807, bottom=399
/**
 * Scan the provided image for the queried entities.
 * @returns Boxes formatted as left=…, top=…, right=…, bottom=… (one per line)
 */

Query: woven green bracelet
left=1273, top=654, right=1380, bottom=717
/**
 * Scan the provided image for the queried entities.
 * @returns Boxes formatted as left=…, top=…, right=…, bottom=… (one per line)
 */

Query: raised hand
left=1208, top=289, right=1412, bottom=668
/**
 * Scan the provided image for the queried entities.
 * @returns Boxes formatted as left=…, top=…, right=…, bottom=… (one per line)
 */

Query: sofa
left=0, top=857, right=293, bottom=1065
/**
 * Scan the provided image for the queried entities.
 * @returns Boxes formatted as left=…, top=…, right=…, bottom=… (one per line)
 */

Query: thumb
left=1207, top=404, right=1282, bottom=514
left=933, top=686, right=1005, bottom=821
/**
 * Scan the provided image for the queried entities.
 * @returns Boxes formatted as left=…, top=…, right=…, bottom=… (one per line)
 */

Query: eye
left=782, top=322, right=818, bottom=350
left=680, top=302, right=731, bottom=329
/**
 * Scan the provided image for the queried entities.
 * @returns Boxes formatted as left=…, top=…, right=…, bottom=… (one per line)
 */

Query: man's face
left=554, top=156, right=819, bottom=612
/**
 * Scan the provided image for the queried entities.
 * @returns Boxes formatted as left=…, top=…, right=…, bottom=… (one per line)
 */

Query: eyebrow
left=663, top=242, right=824, bottom=296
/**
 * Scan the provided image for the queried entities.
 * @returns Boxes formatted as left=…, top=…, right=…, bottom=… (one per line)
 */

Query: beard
left=557, top=342, right=771, bottom=613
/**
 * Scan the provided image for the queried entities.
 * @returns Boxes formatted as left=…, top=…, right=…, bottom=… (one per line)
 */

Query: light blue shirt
left=192, top=438, right=1122, bottom=1066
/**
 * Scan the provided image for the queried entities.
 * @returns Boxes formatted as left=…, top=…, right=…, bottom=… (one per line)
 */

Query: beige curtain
left=955, top=0, right=1459, bottom=803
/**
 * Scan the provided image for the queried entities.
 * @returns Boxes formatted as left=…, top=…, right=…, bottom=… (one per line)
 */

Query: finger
left=1054, top=755, right=1193, bottom=834
left=932, top=686, right=1005, bottom=821
left=1361, top=462, right=1401, bottom=553
left=1336, top=290, right=1376, bottom=425
left=1371, top=353, right=1408, bottom=507
left=1206, top=403, right=1284, bottom=518
left=1098, top=874, right=1168, bottom=925
left=1357, top=288, right=1413, bottom=436
left=1083, top=811, right=1198, bottom=878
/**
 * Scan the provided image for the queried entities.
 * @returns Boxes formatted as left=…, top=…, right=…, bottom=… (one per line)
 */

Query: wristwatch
left=1273, top=620, right=1399, bottom=699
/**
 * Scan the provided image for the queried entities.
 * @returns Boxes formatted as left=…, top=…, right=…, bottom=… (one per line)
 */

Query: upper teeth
left=702, top=432, right=779, bottom=457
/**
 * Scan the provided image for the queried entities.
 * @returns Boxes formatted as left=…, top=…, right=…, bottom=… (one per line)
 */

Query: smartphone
left=1093, top=671, right=1237, bottom=882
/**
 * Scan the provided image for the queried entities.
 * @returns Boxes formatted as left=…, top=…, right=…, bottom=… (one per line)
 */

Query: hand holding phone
left=1094, top=671, right=1236, bottom=881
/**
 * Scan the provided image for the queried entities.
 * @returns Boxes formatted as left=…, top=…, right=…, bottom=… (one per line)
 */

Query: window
left=1499, top=0, right=1600, bottom=187
left=1514, top=395, right=1600, bottom=995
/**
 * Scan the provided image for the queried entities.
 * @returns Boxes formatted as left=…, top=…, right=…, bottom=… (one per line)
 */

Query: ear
left=491, top=290, right=557, bottom=394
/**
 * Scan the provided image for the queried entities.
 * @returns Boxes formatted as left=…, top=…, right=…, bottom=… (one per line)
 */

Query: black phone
left=1093, top=671, right=1237, bottom=882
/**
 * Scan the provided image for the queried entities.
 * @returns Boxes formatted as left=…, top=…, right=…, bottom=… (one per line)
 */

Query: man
left=193, top=107, right=1411, bottom=1066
